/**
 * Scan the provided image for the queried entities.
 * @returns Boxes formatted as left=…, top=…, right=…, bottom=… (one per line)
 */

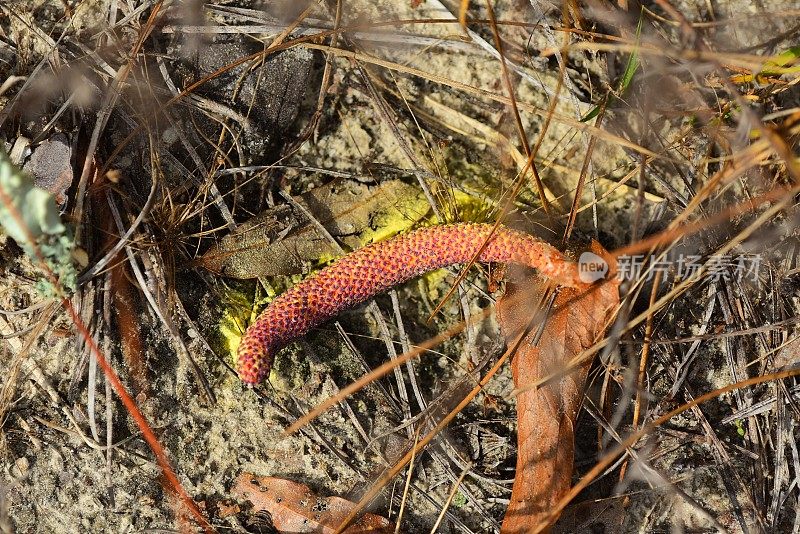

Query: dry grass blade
left=483, top=0, right=548, bottom=215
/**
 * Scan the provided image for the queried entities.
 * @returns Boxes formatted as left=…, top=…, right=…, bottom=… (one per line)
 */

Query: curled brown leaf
left=498, top=242, right=620, bottom=533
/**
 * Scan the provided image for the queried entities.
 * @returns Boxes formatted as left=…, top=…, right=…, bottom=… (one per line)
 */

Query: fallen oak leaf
left=497, top=242, right=620, bottom=533
left=232, top=473, right=395, bottom=533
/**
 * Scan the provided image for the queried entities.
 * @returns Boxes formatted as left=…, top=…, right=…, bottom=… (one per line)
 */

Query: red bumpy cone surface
left=236, top=223, right=586, bottom=384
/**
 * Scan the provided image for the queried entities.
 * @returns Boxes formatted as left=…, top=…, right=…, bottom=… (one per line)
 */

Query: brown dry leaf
left=199, top=179, right=428, bottom=278
left=497, top=242, right=620, bottom=533
left=232, top=473, right=395, bottom=533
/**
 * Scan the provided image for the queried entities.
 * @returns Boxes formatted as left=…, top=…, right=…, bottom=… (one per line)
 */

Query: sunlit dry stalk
left=429, top=466, right=471, bottom=533
left=617, top=268, right=662, bottom=489
left=483, top=0, right=549, bottom=215
left=458, top=0, right=470, bottom=28
left=394, top=426, right=421, bottom=534
left=632, top=270, right=661, bottom=430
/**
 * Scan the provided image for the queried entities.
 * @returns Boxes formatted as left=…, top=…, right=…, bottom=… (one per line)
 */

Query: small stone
left=22, top=132, right=73, bottom=205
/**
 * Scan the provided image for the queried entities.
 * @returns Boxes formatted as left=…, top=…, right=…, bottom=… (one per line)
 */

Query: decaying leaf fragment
left=233, top=473, right=394, bottom=533
left=200, top=179, right=428, bottom=278
left=497, top=242, right=620, bottom=533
